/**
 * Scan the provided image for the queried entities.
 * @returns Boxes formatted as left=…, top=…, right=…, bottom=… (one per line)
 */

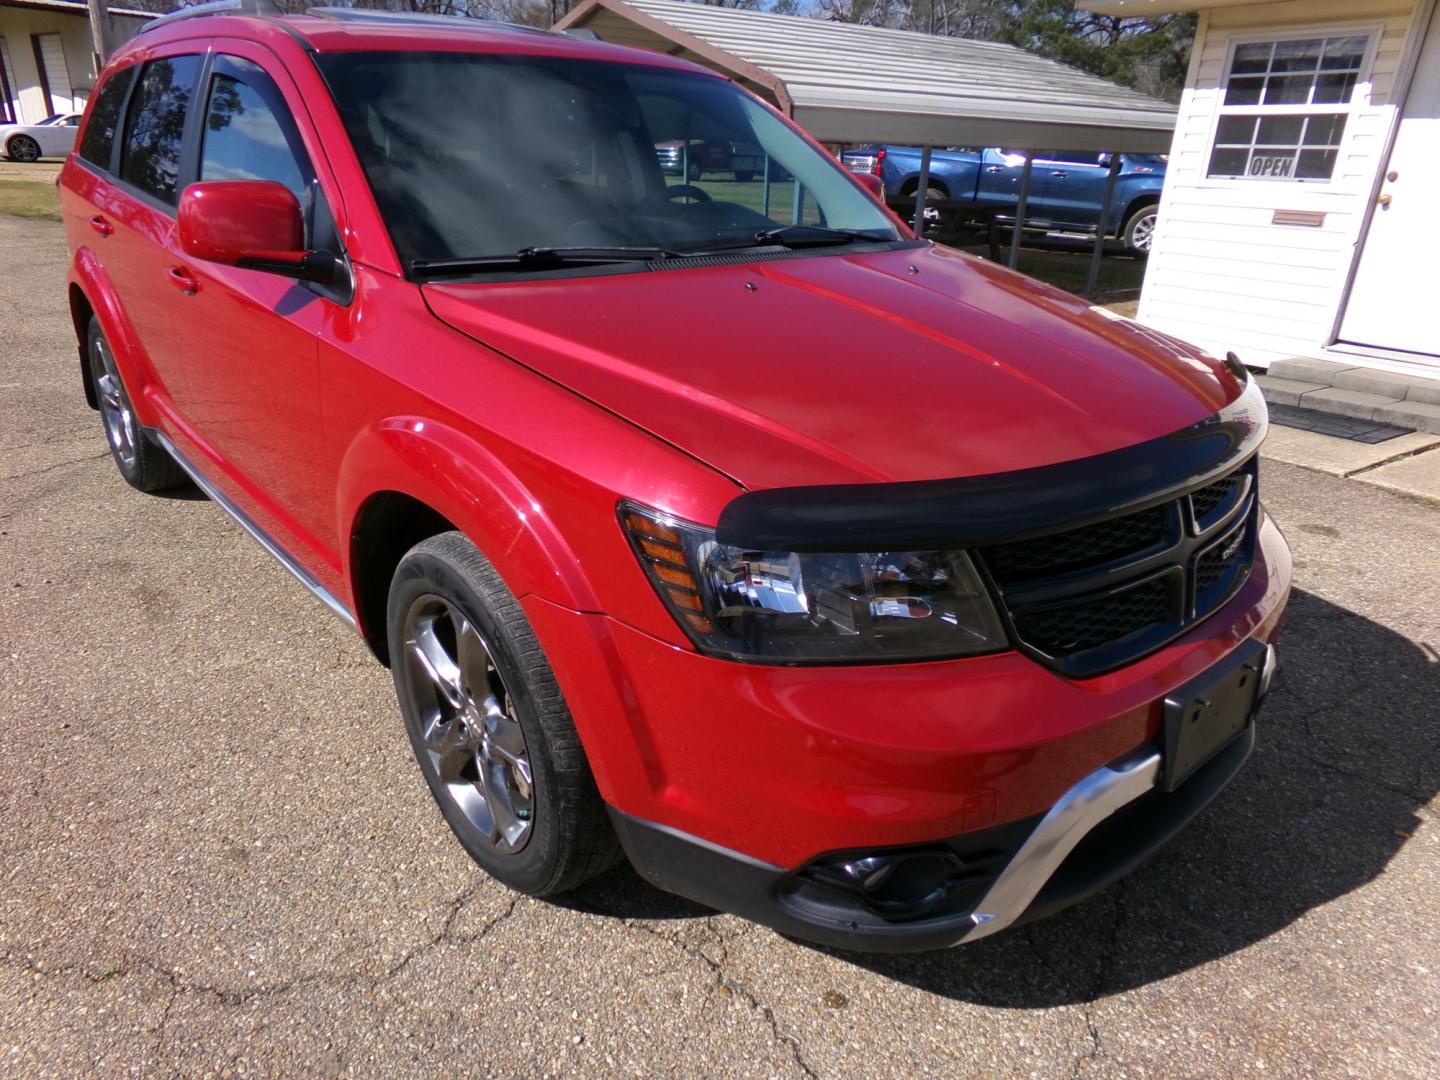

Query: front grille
left=984, top=505, right=1167, bottom=584
left=976, top=458, right=1258, bottom=677
left=1011, top=575, right=1175, bottom=656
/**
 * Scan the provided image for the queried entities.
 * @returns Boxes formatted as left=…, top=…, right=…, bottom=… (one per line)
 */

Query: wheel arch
left=339, top=418, right=601, bottom=666
left=898, top=174, right=950, bottom=199
left=1121, top=192, right=1161, bottom=229
left=68, top=252, right=165, bottom=427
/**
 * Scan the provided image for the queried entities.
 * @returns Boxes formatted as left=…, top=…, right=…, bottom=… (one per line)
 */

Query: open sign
left=1250, top=155, right=1296, bottom=178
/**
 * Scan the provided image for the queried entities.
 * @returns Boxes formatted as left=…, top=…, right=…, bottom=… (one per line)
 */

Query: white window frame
left=1205, top=25, right=1383, bottom=187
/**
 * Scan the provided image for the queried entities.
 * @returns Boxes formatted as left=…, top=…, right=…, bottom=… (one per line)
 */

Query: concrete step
left=1260, top=359, right=1440, bottom=434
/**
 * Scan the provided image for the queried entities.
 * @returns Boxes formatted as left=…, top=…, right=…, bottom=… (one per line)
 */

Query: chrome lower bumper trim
left=148, top=427, right=357, bottom=630
left=958, top=640, right=1275, bottom=944
left=959, top=748, right=1162, bottom=943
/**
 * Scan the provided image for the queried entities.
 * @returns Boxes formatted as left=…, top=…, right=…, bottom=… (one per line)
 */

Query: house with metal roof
left=557, top=0, right=1178, bottom=153
left=1, top=0, right=153, bottom=125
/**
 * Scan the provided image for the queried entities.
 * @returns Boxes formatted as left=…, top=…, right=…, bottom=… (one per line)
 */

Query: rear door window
left=119, top=55, right=202, bottom=205
left=78, top=66, right=133, bottom=171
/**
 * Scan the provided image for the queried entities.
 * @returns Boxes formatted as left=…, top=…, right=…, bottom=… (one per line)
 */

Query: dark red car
left=61, top=3, right=1290, bottom=952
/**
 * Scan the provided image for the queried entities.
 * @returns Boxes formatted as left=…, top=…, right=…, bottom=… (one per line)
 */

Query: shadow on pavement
left=568, top=589, right=1438, bottom=999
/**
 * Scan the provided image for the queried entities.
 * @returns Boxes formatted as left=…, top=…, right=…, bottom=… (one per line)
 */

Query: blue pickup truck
left=841, top=145, right=1167, bottom=254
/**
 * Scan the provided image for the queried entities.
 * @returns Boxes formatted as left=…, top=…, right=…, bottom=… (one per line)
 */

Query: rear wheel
left=388, top=532, right=618, bottom=896
left=6, top=135, right=40, bottom=163
left=1123, top=203, right=1159, bottom=255
left=734, top=170, right=754, bottom=182
left=86, top=317, right=186, bottom=492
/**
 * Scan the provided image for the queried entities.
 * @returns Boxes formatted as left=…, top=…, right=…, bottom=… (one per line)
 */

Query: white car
left=1, top=113, right=82, bottom=163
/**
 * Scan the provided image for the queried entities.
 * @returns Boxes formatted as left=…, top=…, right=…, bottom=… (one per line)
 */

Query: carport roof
left=555, top=0, right=1177, bottom=152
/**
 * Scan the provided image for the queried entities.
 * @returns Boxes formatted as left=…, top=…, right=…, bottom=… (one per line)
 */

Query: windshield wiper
left=412, top=245, right=683, bottom=277
left=750, top=225, right=896, bottom=248
left=681, top=226, right=896, bottom=256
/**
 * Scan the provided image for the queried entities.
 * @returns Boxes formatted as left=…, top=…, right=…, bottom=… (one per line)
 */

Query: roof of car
left=120, top=6, right=709, bottom=76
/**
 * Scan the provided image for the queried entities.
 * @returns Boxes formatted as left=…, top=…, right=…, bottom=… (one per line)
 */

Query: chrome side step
left=148, top=427, right=357, bottom=630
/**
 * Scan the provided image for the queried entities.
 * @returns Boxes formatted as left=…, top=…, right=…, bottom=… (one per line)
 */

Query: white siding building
left=1084, top=0, right=1439, bottom=382
left=0, top=0, right=152, bottom=125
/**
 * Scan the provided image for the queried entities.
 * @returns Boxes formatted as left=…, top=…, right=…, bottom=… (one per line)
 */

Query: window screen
left=119, top=55, right=201, bottom=204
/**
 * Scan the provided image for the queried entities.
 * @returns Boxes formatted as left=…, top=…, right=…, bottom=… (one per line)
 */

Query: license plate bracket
left=1162, top=638, right=1267, bottom=792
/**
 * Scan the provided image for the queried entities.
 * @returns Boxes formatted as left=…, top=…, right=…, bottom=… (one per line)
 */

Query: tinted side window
left=78, top=67, right=132, bottom=170
left=200, top=64, right=308, bottom=204
left=119, top=55, right=201, bottom=205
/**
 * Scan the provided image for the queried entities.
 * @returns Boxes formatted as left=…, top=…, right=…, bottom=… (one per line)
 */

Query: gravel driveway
left=1, top=213, right=1436, bottom=1078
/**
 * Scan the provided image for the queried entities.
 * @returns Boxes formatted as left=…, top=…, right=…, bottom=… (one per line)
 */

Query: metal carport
left=556, top=0, right=1177, bottom=289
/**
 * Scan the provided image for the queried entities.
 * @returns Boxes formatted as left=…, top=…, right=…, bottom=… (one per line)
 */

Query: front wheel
left=1123, top=204, right=1159, bottom=255
left=6, top=135, right=40, bottom=163
left=387, top=533, right=618, bottom=896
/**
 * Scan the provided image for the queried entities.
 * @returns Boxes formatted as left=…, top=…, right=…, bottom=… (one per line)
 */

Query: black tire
left=86, top=317, right=187, bottom=493
left=6, top=134, right=40, bottom=163
left=734, top=170, right=754, bottom=182
left=686, top=160, right=702, bottom=181
left=387, top=532, right=619, bottom=897
left=1122, top=203, right=1160, bottom=256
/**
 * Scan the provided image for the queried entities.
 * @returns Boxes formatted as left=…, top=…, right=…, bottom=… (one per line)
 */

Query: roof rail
left=137, top=0, right=280, bottom=36
left=304, top=7, right=552, bottom=35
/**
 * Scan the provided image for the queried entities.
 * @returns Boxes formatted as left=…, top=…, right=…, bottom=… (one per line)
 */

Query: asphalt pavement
left=1, top=213, right=1437, bottom=1078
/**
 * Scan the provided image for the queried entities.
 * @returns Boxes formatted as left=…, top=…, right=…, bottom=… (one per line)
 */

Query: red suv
left=61, top=4, right=1291, bottom=951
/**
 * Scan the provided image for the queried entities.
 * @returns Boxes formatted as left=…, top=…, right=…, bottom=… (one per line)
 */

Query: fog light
left=805, top=850, right=975, bottom=919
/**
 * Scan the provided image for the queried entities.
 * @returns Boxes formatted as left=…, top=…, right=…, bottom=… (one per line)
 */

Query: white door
left=1339, top=8, right=1440, bottom=359
left=35, top=33, right=74, bottom=115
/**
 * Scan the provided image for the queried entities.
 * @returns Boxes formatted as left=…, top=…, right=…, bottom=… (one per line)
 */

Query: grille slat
left=1012, top=576, right=1174, bottom=656
left=978, top=459, right=1258, bottom=676
left=983, top=505, right=1167, bottom=584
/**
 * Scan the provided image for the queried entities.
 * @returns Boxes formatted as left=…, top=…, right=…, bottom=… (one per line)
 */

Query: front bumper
left=611, top=645, right=1271, bottom=953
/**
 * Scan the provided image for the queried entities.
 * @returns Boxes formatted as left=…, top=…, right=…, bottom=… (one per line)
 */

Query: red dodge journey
left=61, top=2, right=1290, bottom=951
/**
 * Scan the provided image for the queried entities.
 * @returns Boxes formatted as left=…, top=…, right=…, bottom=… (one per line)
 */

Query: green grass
left=0, top=179, right=61, bottom=221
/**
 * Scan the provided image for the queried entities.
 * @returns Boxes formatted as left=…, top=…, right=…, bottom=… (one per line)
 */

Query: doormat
left=1268, top=404, right=1415, bottom=444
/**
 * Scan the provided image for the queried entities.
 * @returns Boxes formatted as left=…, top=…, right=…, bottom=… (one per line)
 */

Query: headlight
left=620, top=502, right=1007, bottom=663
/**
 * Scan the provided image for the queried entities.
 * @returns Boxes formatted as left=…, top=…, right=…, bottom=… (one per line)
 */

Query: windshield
left=316, top=52, right=901, bottom=271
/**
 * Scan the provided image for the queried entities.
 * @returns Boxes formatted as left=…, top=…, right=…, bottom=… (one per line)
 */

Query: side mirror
left=854, top=171, right=886, bottom=202
left=178, top=180, right=336, bottom=284
left=1097, top=153, right=1114, bottom=168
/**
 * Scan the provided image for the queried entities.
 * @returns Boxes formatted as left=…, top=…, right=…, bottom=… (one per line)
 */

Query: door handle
left=984, top=165, right=1002, bottom=173
left=1050, top=170, right=1069, bottom=178
left=88, top=215, right=113, bottom=237
left=167, top=266, right=199, bottom=295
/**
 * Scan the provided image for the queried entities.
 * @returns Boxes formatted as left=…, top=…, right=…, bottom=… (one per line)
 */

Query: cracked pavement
left=2, top=212, right=1438, bottom=1077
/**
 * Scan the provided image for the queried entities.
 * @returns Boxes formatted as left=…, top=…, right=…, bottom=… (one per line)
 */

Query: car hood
left=423, top=244, right=1241, bottom=490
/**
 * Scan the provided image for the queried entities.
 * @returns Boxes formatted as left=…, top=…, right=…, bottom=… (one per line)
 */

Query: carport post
left=912, top=145, right=933, bottom=235
left=1085, top=152, right=1124, bottom=299
left=762, top=155, right=771, bottom=218
left=1007, top=154, right=1035, bottom=270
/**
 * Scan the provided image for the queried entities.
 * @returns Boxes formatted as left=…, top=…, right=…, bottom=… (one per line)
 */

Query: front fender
left=335, top=415, right=600, bottom=620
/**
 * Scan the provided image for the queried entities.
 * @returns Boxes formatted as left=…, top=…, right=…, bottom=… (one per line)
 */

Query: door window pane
left=78, top=66, right=131, bottom=170
left=200, top=67, right=308, bottom=203
left=119, top=56, right=201, bottom=204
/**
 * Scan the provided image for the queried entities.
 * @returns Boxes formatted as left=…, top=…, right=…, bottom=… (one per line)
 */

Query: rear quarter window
left=78, top=66, right=133, bottom=171
left=119, top=55, right=202, bottom=205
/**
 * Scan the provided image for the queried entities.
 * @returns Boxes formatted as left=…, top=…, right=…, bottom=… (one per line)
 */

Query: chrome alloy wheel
left=7, top=135, right=40, bottom=163
left=89, top=333, right=138, bottom=472
left=401, top=595, right=535, bottom=852
left=1131, top=211, right=1158, bottom=253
